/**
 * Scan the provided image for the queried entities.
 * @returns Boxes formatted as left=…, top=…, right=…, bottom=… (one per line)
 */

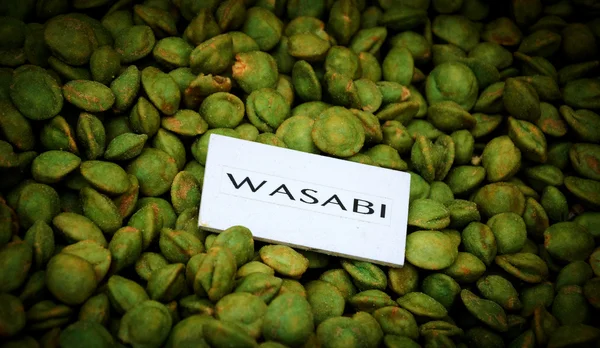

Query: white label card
left=199, top=134, right=411, bottom=267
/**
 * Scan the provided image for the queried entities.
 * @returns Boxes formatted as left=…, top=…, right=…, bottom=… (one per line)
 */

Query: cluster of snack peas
left=1, top=0, right=600, bottom=347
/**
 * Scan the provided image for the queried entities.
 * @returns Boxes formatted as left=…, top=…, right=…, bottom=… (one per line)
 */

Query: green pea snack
left=1, top=0, right=600, bottom=347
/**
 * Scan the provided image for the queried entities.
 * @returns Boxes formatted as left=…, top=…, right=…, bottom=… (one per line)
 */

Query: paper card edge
left=197, top=225, right=405, bottom=268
